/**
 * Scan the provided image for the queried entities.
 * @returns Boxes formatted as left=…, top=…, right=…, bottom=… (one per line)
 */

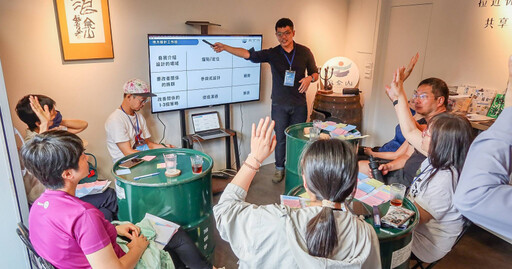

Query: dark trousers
left=80, top=187, right=118, bottom=222
left=164, top=228, right=211, bottom=269
left=271, top=103, right=308, bottom=168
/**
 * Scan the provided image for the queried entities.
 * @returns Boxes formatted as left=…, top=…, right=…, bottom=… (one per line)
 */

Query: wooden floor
left=211, top=164, right=512, bottom=269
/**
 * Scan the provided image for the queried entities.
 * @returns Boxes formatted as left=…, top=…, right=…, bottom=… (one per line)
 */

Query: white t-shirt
left=105, top=109, right=151, bottom=163
left=408, top=159, right=464, bottom=263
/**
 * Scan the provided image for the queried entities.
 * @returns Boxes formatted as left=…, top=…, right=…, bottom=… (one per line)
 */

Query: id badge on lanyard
left=282, top=47, right=296, bottom=87
left=284, top=70, right=296, bottom=87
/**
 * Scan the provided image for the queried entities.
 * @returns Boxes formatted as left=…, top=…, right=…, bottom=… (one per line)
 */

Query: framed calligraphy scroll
left=55, top=0, right=114, bottom=60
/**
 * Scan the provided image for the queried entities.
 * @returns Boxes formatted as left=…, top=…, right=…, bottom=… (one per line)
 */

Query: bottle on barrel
left=369, top=156, right=384, bottom=182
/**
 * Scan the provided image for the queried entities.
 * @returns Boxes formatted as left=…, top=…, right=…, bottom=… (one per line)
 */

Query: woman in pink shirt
left=21, top=130, right=214, bottom=269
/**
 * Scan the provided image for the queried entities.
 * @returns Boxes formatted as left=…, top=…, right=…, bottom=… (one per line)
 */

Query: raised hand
left=385, top=67, right=405, bottom=102
left=403, top=53, right=419, bottom=81
left=250, top=117, right=277, bottom=163
left=29, top=95, right=52, bottom=133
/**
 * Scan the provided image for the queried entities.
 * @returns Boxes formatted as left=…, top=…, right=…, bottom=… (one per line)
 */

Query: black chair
left=411, top=219, right=472, bottom=269
left=16, top=222, right=56, bottom=269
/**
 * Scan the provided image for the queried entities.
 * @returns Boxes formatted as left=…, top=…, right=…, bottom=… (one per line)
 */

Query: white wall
left=0, top=0, right=349, bottom=179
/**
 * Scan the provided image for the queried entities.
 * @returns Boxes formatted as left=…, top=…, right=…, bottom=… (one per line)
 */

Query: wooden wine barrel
left=311, top=92, right=363, bottom=130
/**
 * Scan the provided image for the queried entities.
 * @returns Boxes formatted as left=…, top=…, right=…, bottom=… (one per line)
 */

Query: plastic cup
left=163, top=153, right=177, bottom=177
left=309, top=126, right=320, bottom=140
left=313, top=119, right=322, bottom=129
left=191, top=155, right=204, bottom=174
left=390, top=183, right=406, bottom=207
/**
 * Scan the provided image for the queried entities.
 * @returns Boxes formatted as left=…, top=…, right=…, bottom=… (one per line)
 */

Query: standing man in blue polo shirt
left=212, top=18, right=318, bottom=183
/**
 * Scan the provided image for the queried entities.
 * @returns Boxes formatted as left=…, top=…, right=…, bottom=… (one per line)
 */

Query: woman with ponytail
left=214, top=117, right=381, bottom=268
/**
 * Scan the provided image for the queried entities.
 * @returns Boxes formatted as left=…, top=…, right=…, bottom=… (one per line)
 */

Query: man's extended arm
left=212, top=43, right=250, bottom=59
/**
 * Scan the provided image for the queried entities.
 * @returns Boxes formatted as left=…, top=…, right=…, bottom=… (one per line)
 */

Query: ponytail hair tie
left=321, top=200, right=335, bottom=209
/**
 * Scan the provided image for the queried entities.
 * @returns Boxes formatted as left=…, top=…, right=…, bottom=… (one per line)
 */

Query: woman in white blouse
left=385, top=68, right=474, bottom=263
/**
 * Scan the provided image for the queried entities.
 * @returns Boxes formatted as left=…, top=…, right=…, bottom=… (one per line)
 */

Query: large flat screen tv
left=148, top=34, right=263, bottom=113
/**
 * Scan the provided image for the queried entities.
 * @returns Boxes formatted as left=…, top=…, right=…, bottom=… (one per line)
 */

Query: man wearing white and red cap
left=105, top=78, right=172, bottom=163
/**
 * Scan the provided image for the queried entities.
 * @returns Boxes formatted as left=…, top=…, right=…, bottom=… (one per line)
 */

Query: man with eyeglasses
left=105, top=78, right=172, bottom=163
left=211, top=18, right=318, bottom=183
left=361, top=76, right=448, bottom=187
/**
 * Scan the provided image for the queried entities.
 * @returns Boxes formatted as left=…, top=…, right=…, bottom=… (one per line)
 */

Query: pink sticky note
left=325, top=121, right=337, bottom=125
left=142, top=155, right=156, bottom=161
left=354, top=189, right=367, bottom=199
left=361, top=196, right=385, bottom=206
left=331, top=128, right=344, bottom=135
left=373, top=191, right=391, bottom=202
left=282, top=199, right=302, bottom=208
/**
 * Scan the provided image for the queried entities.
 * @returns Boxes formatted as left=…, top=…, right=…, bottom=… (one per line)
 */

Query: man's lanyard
left=120, top=106, right=140, bottom=134
left=281, top=47, right=296, bottom=70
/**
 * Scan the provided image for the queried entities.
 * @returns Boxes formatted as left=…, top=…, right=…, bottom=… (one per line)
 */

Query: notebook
left=191, top=112, right=229, bottom=140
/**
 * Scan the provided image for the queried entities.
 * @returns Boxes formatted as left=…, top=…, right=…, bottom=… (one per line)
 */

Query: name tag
left=284, top=70, right=296, bottom=87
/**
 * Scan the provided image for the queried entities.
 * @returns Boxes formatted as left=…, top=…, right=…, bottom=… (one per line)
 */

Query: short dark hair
left=15, top=95, right=55, bottom=131
left=275, top=18, right=294, bottom=31
left=301, top=139, right=358, bottom=258
left=418, top=78, right=449, bottom=108
left=20, top=130, right=84, bottom=190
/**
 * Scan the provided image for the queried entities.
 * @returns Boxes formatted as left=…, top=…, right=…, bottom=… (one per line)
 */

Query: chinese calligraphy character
left=83, top=17, right=95, bottom=38
left=499, top=17, right=508, bottom=28
left=73, top=15, right=82, bottom=37
left=484, top=17, right=494, bottom=28
left=73, top=0, right=98, bottom=15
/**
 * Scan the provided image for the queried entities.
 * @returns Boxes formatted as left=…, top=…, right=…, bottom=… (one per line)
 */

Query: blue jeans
left=271, top=103, right=308, bottom=169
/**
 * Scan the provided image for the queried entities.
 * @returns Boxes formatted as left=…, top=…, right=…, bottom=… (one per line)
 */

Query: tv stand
left=179, top=104, right=239, bottom=170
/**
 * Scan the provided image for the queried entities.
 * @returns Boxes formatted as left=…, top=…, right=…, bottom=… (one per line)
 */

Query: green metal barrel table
left=112, top=148, right=215, bottom=261
left=284, top=122, right=363, bottom=194
left=284, top=122, right=312, bottom=194
left=287, top=186, right=419, bottom=269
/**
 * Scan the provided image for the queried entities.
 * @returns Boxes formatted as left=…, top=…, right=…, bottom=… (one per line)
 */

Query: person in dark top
left=212, top=18, right=318, bottom=183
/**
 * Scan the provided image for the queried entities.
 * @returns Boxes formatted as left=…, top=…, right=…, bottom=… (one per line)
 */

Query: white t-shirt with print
left=408, top=159, right=464, bottom=263
left=105, top=109, right=151, bottom=163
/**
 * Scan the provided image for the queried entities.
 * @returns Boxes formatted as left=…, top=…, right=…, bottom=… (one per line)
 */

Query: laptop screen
left=192, top=112, right=221, bottom=132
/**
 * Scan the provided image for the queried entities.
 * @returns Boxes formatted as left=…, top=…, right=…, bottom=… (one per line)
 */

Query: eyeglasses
left=135, top=97, right=149, bottom=104
left=412, top=93, right=431, bottom=100
left=276, top=31, right=292, bottom=37
left=422, top=128, right=431, bottom=138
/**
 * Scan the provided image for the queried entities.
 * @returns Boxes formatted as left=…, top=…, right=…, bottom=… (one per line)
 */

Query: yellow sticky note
left=299, top=192, right=311, bottom=199
left=157, top=163, right=166, bottom=169
left=366, top=178, right=385, bottom=188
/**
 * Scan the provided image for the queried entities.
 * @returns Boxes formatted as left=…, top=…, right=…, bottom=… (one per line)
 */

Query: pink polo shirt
left=29, top=190, right=125, bottom=268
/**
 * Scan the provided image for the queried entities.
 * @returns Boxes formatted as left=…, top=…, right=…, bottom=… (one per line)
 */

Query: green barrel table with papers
left=287, top=186, right=419, bottom=269
left=284, top=122, right=363, bottom=194
left=112, top=148, right=215, bottom=261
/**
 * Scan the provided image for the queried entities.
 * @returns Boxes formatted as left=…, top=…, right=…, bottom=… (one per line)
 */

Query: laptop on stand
left=191, top=112, right=229, bottom=140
